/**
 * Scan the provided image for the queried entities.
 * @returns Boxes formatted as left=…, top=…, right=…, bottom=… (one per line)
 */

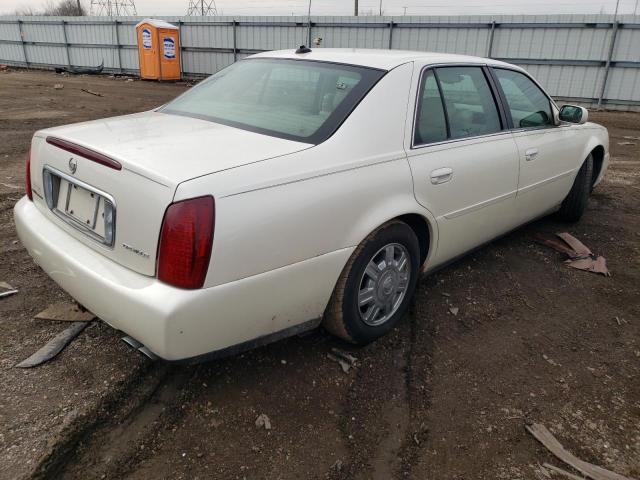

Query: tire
left=557, top=154, right=594, bottom=223
left=323, top=220, right=420, bottom=345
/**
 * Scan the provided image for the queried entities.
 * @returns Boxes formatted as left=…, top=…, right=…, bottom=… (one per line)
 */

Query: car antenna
left=295, top=45, right=312, bottom=54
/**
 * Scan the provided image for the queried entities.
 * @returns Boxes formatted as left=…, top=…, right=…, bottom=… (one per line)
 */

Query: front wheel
left=323, top=220, right=420, bottom=345
left=557, top=154, right=594, bottom=223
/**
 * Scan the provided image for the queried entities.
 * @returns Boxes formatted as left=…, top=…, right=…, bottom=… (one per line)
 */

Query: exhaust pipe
left=122, top=336, right=158, bottom=361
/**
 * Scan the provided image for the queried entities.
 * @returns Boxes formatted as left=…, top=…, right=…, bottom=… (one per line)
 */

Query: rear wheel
left=557, top=154, right=594, bottom=223
left=323, top=220, right=420, bottom=344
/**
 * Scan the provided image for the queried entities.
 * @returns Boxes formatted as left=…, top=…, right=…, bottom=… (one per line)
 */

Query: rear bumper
left=14, top=197, right=351, bottom=360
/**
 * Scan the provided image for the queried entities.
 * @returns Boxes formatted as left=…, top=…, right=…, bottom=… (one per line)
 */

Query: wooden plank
left=526, top=424, right=636, bottom=480
left=544, top=463, right=588, bottom=480
left=35, top=302, right=96, bottom=322
left=15, top=322, right=90, bottom=368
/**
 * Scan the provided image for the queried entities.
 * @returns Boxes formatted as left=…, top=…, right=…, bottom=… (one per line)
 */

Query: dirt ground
left=0, top=69, right=638, bottom=480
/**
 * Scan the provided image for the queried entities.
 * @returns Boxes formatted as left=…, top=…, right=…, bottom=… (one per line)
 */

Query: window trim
left=411, top=63, right=509, bottom=150
left=488, top=66, right=558, bottom=132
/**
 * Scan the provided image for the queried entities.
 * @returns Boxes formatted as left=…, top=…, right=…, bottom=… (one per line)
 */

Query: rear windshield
left=160, top=58, right=385, bottom=144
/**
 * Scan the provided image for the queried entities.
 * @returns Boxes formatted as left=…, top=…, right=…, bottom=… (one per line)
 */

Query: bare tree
left=43, top=0, right=86, bottom=16
left=15, top=0, right=86, bottom=16
left=12, top=5, right=39, bottom=15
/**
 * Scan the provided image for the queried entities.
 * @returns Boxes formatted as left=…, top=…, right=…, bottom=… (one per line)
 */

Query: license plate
left=43, top=166, right=116, bottom=246
left=61, top=181, right=101, bottom=229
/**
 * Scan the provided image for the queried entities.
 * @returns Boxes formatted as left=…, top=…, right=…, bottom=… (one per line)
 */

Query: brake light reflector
left=46, top=136, right=122, bottom=171
left=25, top=149, right=33, bottom=201
left=157, top=196, right=215, bottom=289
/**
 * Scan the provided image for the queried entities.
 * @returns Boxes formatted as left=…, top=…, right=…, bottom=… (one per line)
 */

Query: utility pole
left=354, top=0, right=358, bottom=16
left=379, top=0, right=383, bottom=15
left=186, top=0, right=217, bottom=16
left=635, top=0, right=639, bottom=15
left=613, top=0, right=620, bottom=20
left=403, top=6, right=407, bottom=15
left=76, top=0, right=81, bottom=14
left=91, top=0, right=137, bottom=16
left=306, top=0, right=312, bottom=45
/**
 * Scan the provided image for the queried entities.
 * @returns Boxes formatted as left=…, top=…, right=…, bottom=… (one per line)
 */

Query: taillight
left=25, top=149, right=33, bottom=201
left=157, top=196, right=215, bottom=289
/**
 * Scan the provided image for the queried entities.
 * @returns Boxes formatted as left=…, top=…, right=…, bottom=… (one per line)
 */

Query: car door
left=490, top=68, right=584, bottom=223
left=405, top=64, right=520, bottom=267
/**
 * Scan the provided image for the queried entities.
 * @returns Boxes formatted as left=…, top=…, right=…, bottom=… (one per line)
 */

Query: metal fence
left=1, top=14, right=639, bottom=109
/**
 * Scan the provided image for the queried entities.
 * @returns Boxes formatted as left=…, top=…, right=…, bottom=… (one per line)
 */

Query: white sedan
left=14, top=48, right=609, bottom=361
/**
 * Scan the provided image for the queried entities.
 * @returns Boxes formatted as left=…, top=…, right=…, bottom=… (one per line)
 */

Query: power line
left=223, top=2, right=625, bottom=9
left=205, top=0, right=640, bottom=15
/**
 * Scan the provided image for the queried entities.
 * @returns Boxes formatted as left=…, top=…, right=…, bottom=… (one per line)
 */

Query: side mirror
left=559, top=105, right=588, bottom=125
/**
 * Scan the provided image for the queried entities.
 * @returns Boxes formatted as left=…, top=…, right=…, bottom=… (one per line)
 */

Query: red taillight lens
left=157, top=196, right=215, bottom=289
left=25, top=149, right=33, bottom=201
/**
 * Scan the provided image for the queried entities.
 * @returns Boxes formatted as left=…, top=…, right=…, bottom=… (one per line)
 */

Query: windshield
left=160, top=58, right=385, bottom=144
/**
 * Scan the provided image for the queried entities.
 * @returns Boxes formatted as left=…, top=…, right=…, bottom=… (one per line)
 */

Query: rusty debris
left=556, top=232, right=592, bottom=258
left=534, top=232, right=610, bottom=277
left=534, top=233, right=581, bottom=258
left=526, top=423, right=636, bottom=480
left=566, top=255, right=610, bottom=276
left=35, top=302, right=96, bottom=322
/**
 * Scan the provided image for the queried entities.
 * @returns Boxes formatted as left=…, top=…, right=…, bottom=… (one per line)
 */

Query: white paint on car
left=14, top=49, right=609, bottom=360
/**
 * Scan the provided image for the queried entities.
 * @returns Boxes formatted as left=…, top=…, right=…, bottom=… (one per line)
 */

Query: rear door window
left=493, top=68, right=553, bottom=129
left=414, top=70, right=448, bottom=145
left=435, top=66, right=502, bottom=140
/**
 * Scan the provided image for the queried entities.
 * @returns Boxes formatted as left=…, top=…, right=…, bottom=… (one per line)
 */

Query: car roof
left=249, top=48, right=517, bottom=71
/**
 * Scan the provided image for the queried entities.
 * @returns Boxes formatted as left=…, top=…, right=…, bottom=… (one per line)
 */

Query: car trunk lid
left=36, top=110, right=310, bottom=186
left=28, top=112, right=309, bottom=276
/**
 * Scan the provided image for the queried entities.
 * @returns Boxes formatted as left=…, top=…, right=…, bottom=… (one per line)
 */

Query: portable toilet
left=135, top=19, right=181, bottom=81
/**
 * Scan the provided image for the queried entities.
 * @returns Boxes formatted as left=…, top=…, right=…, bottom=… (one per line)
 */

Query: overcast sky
left=1, top=0, right=639, bottom=16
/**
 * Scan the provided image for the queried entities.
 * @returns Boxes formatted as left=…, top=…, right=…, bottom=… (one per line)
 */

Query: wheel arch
left=322, top=211, right=436, bottom=344
left=577, top=125, right=608, bottom=189
left=590, top=144, right=605, bottom=188
left=349, top=209, right=437, bottom=272
left=395, top=213, right=432, bottom=268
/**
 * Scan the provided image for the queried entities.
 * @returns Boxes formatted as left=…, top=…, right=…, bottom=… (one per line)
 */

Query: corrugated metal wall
left=0, top=14, right=639, bottom=108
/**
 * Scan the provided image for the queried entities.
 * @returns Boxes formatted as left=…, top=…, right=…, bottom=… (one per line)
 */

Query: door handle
left=430, top=167, right=453, bottom=185
left=525, top=148, right=539, bottom=161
